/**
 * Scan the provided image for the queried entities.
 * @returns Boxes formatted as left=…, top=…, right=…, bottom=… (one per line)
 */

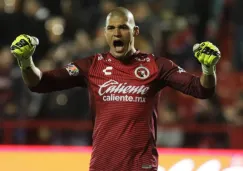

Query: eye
left=107, top=26, right=114, bottom=30
left=120, top=25, right=129, bottom=29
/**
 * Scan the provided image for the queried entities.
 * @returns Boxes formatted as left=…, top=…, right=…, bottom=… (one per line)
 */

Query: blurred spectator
left=0, top=0, right=27, bottom=46
left=92, top=25, right=109, bottom=53
left=0, top=46, right=16, bottom=118
left=60, top=0, right=84, bottom=39
left=96, top=0, right=117, bottom=29
left=72, top=29, right=93, bottom=59
left=194, top=94, right=225, bottom=124
left=225, top=92, right=243, bottom=126
left=0, top=46, right=30, bottom=119
left=184, top=95, right=229, bottom=149
left=156, top=93, right=184, bottom=148
left=129, top=1, right=159, bottom=48
left=231, top=0, right=243, bottom=71
left=41, top=0, right=62, bottom=15
left=22, top=0, right=50, bottom=61
left=45, top=16, right=65, bottom=45
left=166, top=16, right=196, bottom=70
left=192, top=0, right=224, bottom=43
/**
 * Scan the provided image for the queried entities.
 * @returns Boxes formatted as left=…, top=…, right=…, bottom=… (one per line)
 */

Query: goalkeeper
left=10, top=7, right=221, bottom=171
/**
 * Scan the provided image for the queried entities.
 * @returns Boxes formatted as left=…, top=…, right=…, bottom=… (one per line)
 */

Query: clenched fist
left=10, top=34, right=39, bottom=69
left=193, top=41, right=220, bottom=67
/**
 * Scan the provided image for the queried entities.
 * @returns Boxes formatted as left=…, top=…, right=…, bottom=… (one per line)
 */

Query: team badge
left=177, top=66, right=186, bottom=73
left=134, top=65, right=150, bottom=80
left=65, top=63, right=79, bottom=76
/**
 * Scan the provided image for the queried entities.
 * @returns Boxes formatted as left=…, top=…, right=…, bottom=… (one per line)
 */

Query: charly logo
left=134, top=65, right=150, bottom=80
left=103, top=66, right=113, bottom=75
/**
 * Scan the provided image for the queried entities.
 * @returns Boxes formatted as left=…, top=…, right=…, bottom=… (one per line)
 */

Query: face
left=104, top=15, right=139, bottom=58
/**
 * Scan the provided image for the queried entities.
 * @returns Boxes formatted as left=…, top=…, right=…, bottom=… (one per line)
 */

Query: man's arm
left=10, top=34, right=92, bottom=93
left=155, top=41, right=220, bottom=99
left=194, top=42, right=220, bottom=89
left=27, top=61, right=91, bottom=93
left=200, top=73, right=216, bottom=88
left=156, top=58, right=215, bottom=99
left=21, top=65, right=42, bottom=87
left=10, top=34, right=42, bottom=87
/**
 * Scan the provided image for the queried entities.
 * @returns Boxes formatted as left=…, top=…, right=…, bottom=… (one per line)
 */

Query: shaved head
left=104, top=7, right=139, bottom=59
left=106, top=7, right=135, bottom=27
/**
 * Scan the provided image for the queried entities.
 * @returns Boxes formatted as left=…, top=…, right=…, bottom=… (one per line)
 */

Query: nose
left=114, top=28, right=121, bottom=37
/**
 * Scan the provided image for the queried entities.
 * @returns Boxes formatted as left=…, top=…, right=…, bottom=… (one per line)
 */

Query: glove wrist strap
left=17, top=56, right=34, bottom=70
left=201, top=64, right=216, bottom=75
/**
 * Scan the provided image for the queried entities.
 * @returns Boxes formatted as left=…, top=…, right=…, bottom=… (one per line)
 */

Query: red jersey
left=29, top=51, right=214, bottom=171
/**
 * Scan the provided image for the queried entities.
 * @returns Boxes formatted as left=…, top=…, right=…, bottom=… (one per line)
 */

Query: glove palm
left=10, top=34, right=39, bottom=69
left=193, top=41, right=220, bottom=66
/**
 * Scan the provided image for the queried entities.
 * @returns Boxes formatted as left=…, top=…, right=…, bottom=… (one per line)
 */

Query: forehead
left=106, top=15, right=131, bottom=26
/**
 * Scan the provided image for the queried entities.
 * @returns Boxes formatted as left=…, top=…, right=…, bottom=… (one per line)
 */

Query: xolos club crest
left=134, top=65, right=150, bottom=80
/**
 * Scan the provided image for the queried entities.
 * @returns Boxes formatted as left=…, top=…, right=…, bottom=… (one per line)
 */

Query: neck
left=110, top=47, right=137, bottom=59
left=123, top=47, right=137, bottom=57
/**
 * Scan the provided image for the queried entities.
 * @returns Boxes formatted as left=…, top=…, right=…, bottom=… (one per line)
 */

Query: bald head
left=106, top=7, right=135, bottom=27
left=104, top=7, right=139, bottom=58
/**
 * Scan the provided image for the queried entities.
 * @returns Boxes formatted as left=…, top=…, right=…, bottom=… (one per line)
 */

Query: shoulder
left=152, top=55, right=173, bottom=65
left=73, top=53, right=108, bottom=68
left=133, top=52, right=155, bottom=63
left=73, top=54, right=95, bottom=66
left=137, top=52, right=175, bottom=67
left=143, top=54, right=181, bottom=74
left=66, top=54, right=97, bottom=76
left=153, top=55, right=178, bottom=68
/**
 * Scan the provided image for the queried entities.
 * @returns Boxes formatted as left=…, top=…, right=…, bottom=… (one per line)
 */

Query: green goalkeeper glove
left=10, top=34, right=39, bottom=69
left=193, top=41, right=221, bottom=75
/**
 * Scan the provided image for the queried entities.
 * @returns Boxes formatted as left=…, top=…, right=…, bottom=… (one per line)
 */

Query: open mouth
left=113, top=40, right=124, bottom=52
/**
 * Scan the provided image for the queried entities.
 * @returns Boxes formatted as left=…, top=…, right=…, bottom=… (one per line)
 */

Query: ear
left=133, top=26, right=139, bottom=36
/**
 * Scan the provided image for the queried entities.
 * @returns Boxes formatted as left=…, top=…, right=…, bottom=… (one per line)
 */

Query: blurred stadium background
left=1, top=0, right=243, bottom=170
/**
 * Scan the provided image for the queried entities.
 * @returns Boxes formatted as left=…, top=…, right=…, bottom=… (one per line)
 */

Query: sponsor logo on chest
left=98, top=80, right=149, bottom=96
left=98, top=80, right=149, bottom=103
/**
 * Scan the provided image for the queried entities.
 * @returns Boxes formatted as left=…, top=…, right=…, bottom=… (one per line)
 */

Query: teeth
left=115, top=46, right=124, bottom=52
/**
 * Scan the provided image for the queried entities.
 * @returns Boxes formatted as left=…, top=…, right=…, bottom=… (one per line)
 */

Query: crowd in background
left=0, top=0, right=243, bottom=148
